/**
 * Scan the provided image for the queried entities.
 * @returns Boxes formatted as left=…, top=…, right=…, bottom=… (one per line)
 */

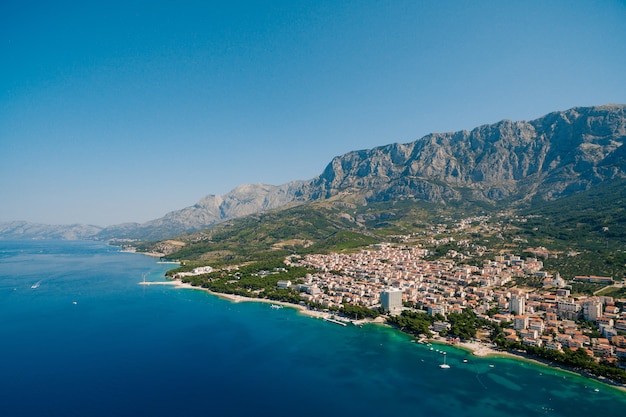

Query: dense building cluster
left=286, top=243, right=626, bottom=364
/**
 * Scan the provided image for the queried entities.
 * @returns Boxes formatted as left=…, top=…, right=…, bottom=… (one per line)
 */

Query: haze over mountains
left=2, top=104, right=625, bottom=241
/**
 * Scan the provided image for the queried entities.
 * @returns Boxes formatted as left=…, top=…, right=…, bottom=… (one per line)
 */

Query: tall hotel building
left=381, top=287, right=403, bottom=316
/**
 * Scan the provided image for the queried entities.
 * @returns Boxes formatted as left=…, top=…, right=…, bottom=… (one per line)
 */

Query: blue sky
left=2, top=0, right=625, bottom=226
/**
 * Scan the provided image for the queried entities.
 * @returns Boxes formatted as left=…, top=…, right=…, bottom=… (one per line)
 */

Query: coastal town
left=171, top=235, right=626, bottom=374
left=164, top=211, right=626, bottom=388
left=277, top=242, right=626, bottom=368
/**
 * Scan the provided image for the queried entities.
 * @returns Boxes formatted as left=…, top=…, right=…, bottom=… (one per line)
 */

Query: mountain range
left=2, top=104, right=624, bottom=241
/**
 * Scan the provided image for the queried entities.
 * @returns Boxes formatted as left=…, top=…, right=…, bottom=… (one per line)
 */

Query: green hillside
left=163, top=200, right=381, bottom=267
left=151, top=178, right=626, bottom=282
left=514, top=178, right=626, bottom=279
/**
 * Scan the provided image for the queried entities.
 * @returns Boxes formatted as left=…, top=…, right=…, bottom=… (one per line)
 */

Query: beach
left=142, top=279, right=389, bottom=324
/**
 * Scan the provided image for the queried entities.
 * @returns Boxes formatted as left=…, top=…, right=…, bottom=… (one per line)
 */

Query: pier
left=324, top=317, right=348, bottom=326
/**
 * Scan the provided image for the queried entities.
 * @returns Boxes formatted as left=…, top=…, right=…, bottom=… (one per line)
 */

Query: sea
left=0, top=240, right=624, bottom=417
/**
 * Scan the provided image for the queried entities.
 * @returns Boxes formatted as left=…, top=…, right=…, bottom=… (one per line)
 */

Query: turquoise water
left=0, top=240, right=624, bottom=416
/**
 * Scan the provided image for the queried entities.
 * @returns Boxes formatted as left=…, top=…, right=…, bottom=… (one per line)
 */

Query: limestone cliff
left=302, top=104, right=626, bottom=205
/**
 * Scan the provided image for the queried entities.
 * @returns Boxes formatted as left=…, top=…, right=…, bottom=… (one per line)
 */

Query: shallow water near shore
left=1, top=240, right=624, bottom=416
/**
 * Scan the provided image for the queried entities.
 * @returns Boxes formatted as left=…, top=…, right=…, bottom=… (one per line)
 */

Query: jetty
left=324, top=317, right=348, bottom=326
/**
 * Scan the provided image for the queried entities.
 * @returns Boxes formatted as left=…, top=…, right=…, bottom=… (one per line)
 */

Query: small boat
left=31, top=281, right=41, bottom=289
left=270, top=304, right=283, bottom=309
left=463, top=359, right=468, bottom=363
left=439, top=352, right=450, bottom=369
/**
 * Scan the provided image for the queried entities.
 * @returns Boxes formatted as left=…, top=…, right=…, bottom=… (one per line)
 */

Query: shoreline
left=144, top=279, right=343, bottom=321
left=428, top=336, right=626, bottom=393
left=172, top=280, right=387, bottom=325
left=146, top=279, right=626, bottom=393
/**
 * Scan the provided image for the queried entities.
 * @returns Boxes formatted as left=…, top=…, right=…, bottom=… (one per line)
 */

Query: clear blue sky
left=2, top=0, right=625, bottom=226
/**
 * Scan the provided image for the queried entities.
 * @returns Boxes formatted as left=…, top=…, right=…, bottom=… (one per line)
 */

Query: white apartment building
left=582, top=298, right=602, bottom=322
left=381, top=287, right=403, bottom=316
left=510, top=293, right=526, bottom=315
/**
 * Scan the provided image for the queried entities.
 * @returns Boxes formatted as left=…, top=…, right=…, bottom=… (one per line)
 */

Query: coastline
left=145, top=279, right=626, bottom=393
left=142, top=279, right=340, bottom=321
left=432, top=337, right=626, bottom=393
left=169, top=279, right=388, bottom=325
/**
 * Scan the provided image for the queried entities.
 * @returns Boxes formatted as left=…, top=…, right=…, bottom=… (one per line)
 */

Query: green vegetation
left=568, top=281, right=607, bottom=297
left=170, top=259, right=312, bottom=304
left=596, top=285, right=626, bottom=298
left=153, top=196, right=499, bottom=265
left=164, top=202, right=384, bottom=265
left=513, top=179, right=626, bottom=279
left=138, top=179, right=626, bottom=284
left=303, top=230, right=379, bottom=253
left=442, top=309, right=492, bottom=340
left=339, top=304, right=380, bottom=320
left=387, top=310, right=434, bottom=338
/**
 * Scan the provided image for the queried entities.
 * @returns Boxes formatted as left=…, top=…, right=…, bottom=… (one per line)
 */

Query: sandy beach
left=141, top=279, right=336, bottom=320
left=454, top=339, right=508, bottom=357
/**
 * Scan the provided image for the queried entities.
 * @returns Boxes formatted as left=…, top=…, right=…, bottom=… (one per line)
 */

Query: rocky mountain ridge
left=303, top=104, right=626, bottom=205
left=2, top=104, right=624, bottom=241
left=95, top=182, right=305, bottom=240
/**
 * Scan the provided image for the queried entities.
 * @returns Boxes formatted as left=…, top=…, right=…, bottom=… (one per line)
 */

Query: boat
left=439, top=352, right=450, bottom=369
left=270, top=304, right=283, bottom=310
left=31, top=281, right=41, bottom=289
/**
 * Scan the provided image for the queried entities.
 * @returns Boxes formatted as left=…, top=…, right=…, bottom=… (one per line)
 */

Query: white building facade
left=381, top=287, right=403, bottom=316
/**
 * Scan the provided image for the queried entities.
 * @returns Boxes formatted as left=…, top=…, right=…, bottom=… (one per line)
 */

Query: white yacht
left=439, top=352, right=450, bottom=369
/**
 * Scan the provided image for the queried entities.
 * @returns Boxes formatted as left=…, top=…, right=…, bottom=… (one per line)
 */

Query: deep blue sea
left=0, top=240, right=624, bottom=416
